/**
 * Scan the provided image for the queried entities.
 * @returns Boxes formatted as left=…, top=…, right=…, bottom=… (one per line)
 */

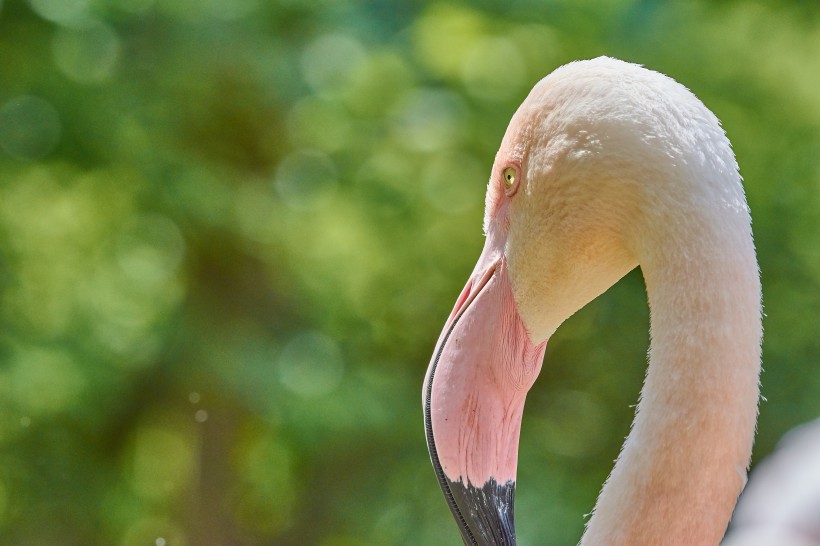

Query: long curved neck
left=580, top=207, right=762, bottom=546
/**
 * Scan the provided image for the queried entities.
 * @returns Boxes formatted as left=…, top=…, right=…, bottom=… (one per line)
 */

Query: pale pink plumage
left=425, top=57, right=763, bottom=546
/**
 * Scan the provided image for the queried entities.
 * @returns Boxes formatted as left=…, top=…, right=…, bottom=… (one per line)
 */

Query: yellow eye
left=503, top=167, right=516, bottom=189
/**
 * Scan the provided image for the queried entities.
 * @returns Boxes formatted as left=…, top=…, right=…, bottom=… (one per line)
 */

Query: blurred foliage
left=0, top=0, right=817, bottom=544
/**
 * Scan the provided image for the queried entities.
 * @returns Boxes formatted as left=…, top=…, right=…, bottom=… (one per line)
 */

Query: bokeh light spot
left=278, top=331, right=343, bottom=397
left=120, top=518, right=186, bottom=546
left=301, top=33, right=366, bottom=92
left=28, top=0, right=89, bottom=25
left=390, top=89, right=466, bottom=151
left=341, top=52, right=415, bottom=118
left=0, top=96, right=61, bottom=161
left=413, top=4, right=487, bottom=79
left=158, top=0, right=258, bottom=21
left=115, top=214, right=186, bottom=286
left=52, top=20, right=121, bottom=84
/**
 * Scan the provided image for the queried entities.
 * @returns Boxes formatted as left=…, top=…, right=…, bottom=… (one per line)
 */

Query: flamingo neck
left=580, top=213, right=762, bottom=546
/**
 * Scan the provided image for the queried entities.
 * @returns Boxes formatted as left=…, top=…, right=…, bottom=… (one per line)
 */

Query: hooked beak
left=423, top=232, right=547, bottom=545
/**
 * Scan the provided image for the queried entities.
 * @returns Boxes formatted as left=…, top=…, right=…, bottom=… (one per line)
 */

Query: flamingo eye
left=503, top=167, right=516, bottom=190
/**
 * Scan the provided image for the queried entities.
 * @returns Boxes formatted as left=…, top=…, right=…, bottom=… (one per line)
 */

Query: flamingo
left=423, top=57, right=762, bottom=546
left=723, top=419, right=820, bottom=545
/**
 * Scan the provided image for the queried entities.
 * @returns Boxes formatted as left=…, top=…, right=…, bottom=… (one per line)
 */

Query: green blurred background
left=0, top=0, right=817, bottom=544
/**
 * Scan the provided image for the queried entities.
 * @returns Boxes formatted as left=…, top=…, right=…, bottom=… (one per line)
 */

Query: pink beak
left=423, top=227, right=547, bottom=545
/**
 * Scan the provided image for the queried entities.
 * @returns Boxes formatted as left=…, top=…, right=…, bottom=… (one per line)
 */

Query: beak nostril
left=446, top=260, right=500, bottom=326
left=448, top=279, right=473, bottom=323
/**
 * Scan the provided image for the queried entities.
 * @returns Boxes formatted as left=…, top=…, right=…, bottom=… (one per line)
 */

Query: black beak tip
left=446, top=477, right=517, bottom=546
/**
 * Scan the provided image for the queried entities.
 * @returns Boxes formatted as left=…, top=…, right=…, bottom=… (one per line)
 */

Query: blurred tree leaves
left=0, top=0, right=817, bottom=544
